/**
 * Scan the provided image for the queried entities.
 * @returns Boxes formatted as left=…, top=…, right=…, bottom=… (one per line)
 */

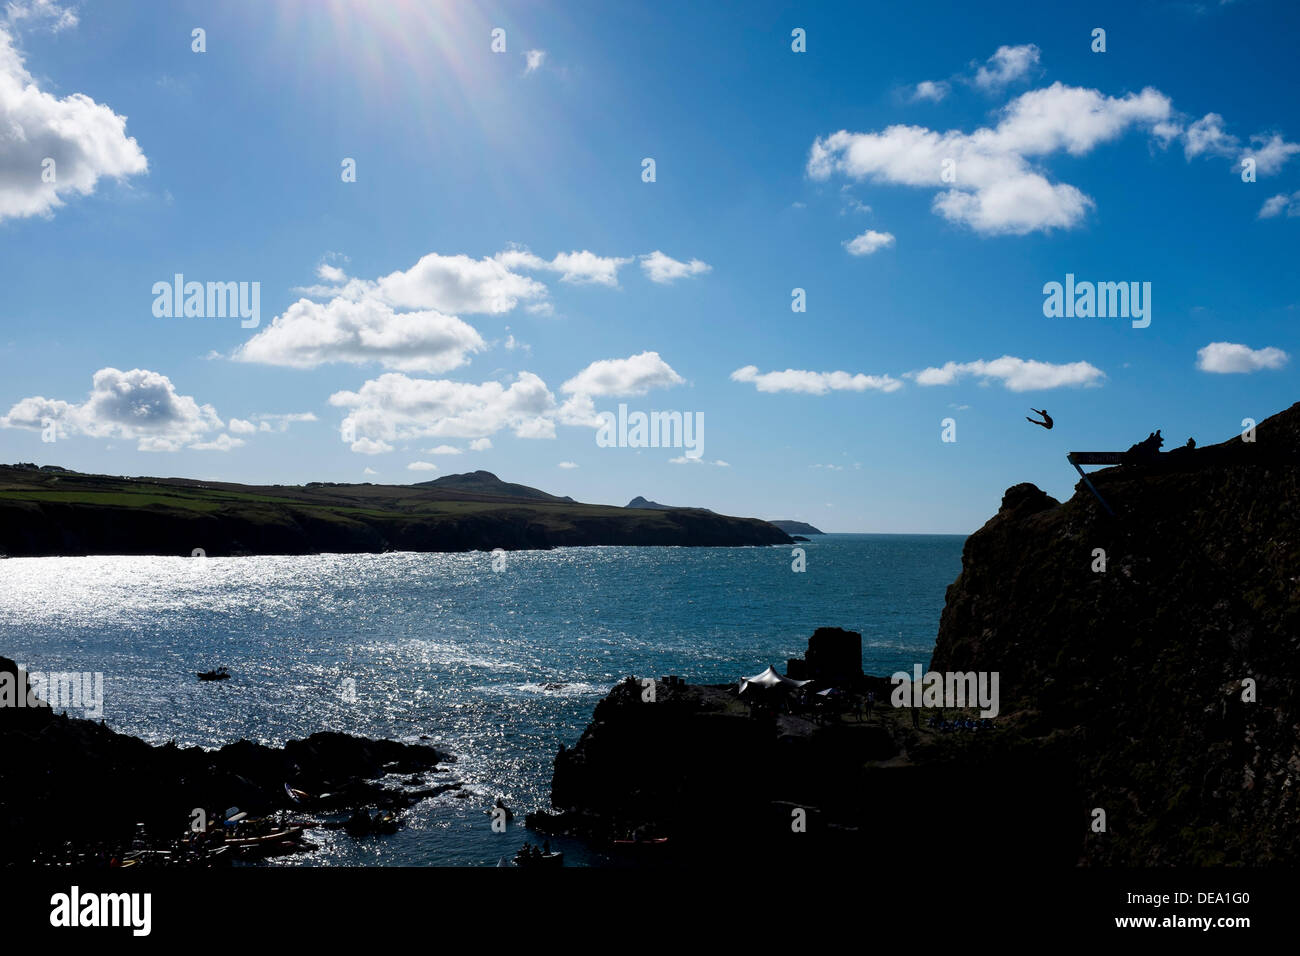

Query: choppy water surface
left=0, top=534, right=963, bottom=865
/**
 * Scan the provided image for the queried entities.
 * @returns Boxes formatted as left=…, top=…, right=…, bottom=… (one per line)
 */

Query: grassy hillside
left=0, top=465, right=791, bottom=556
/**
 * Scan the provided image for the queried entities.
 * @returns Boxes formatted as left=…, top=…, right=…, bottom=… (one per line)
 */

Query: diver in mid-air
left=1026, top=408, right=1054, bottom=430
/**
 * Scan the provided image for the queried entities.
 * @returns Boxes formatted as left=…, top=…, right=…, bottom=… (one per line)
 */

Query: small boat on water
left=197, top=666, right=230, bottom=682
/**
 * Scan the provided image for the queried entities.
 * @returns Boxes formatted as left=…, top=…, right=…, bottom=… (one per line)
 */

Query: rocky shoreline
left=526, top=644, right=1077, bottom=866
left=0, top=656, right=458, bottom=866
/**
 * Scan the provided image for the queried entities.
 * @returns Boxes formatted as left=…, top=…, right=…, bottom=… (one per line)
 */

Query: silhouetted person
left=1026, top=408, right=1053, bottom=430
left=1122, top=429, right=1164, bottom=464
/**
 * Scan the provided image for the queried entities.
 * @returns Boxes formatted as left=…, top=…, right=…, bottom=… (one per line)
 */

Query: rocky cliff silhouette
left=532, top=402, right=1300, bottom=866
left=931, top=401, right=1300, bottom=864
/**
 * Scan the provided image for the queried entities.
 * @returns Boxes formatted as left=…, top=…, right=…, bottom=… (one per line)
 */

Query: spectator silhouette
left=1123, top=429, right=1164, bottom=463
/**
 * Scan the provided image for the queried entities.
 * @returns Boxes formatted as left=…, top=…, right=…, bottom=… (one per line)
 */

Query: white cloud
left=228, top=418, right=257, bottom=434
left=332, top=352, right=687, bottom=454
left=524, top=49, right=546, bottom=73
left=1195, top=342, right=1289, bottom=373
left=253, top=411, right=317, bottom=431
left=190, top=433, right=245, bottom=452
left=1244, top=133, right=1300, bottom=176
left=425, top=444, right=462, bottom=455
left=844, top=229, right=895, bottom=256
left=0, top=367, right=223, bottom=450
left=1179, top=118, right=1298, bottom=177
left=247, top=244, right=706, bottom=372
left=551, top=360, right=678, bottom=427
left=316, top=262, right=347, bottom=283
left=1258, top=191, right=1300, bottom=218
left=909, top=44, right=1036, bottom=105
left=331, top=372, right=561, bottom=447
left=363, top=466, right=378, bottom=476
left=5, top=1, right=78, bottom=32
left=910, top=356, right=1104, bottom=391
left=839, top=188, right=871, bottom=215
left=561, top=351, right=685, bottom=396
left=371, top=252, right=548, bottom=312
left=669, top=456, right=729, bottom=466
left=256, top=251, right=555, bottom=371
left=406, top=461, right=438, bottom=472
left=0, top=23, right=148, bottom=222
left=730, top=365, right=902, bottom=395
left=911, top=80, right=949, bottom=103
left=972, top=44, right=1040, bottom=91
left=1183, top=113, right=1238, bottom=160
left=495, top=246, right=632, bottom=287
left=639, top=251, right=712, bottom=283
left=350, top=437, right=393, bottom=455
left=808, top=82, right=1175, bottom=235
left=557, top=460, right=577, bottom=469
left=236, top=296, right=485, bottom=373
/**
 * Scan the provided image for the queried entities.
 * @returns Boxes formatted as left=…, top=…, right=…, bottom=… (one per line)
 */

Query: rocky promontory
left=768, top=520, right=824, bottom=535
left=531, top=402, right=1300, bottom=866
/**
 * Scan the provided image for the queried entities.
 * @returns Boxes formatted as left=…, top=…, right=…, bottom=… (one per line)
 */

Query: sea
left=0, top=533, right=964, bottom=866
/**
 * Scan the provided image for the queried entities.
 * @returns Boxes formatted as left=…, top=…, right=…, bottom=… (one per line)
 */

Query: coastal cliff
left=930, top=402, right=1300, bottom=865
left=532, top=402, right=1300, bottom=866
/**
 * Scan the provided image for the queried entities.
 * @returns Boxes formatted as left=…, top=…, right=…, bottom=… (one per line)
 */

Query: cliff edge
left=533, top=402, right=1300, bottom=866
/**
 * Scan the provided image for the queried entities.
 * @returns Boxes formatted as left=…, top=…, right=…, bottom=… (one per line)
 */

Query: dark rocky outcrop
left=0, top=657, right=451, bottom=864
left=931, top=402, right=1300, bottom=865
left=532, top=402, right=1300, bottom=867
left=785, top=626, right=862, bottom=683
left=528, top=671, right=1074, bottom=865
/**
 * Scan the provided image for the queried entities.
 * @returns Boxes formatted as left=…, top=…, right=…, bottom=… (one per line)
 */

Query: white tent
left=739, top=665, right=810, bottom=695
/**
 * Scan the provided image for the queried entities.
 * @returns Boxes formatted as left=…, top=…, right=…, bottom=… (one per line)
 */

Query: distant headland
left=767, top=519, right=824, bottom=535
left=0, top=465, right=791, bottom=557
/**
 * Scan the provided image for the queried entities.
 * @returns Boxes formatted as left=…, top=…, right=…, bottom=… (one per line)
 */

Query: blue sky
left=1, top=0, right=1296, bottom=533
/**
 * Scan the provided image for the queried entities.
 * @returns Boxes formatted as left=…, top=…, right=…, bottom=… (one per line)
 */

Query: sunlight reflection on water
left=0, top=535, right=961, bottom=865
